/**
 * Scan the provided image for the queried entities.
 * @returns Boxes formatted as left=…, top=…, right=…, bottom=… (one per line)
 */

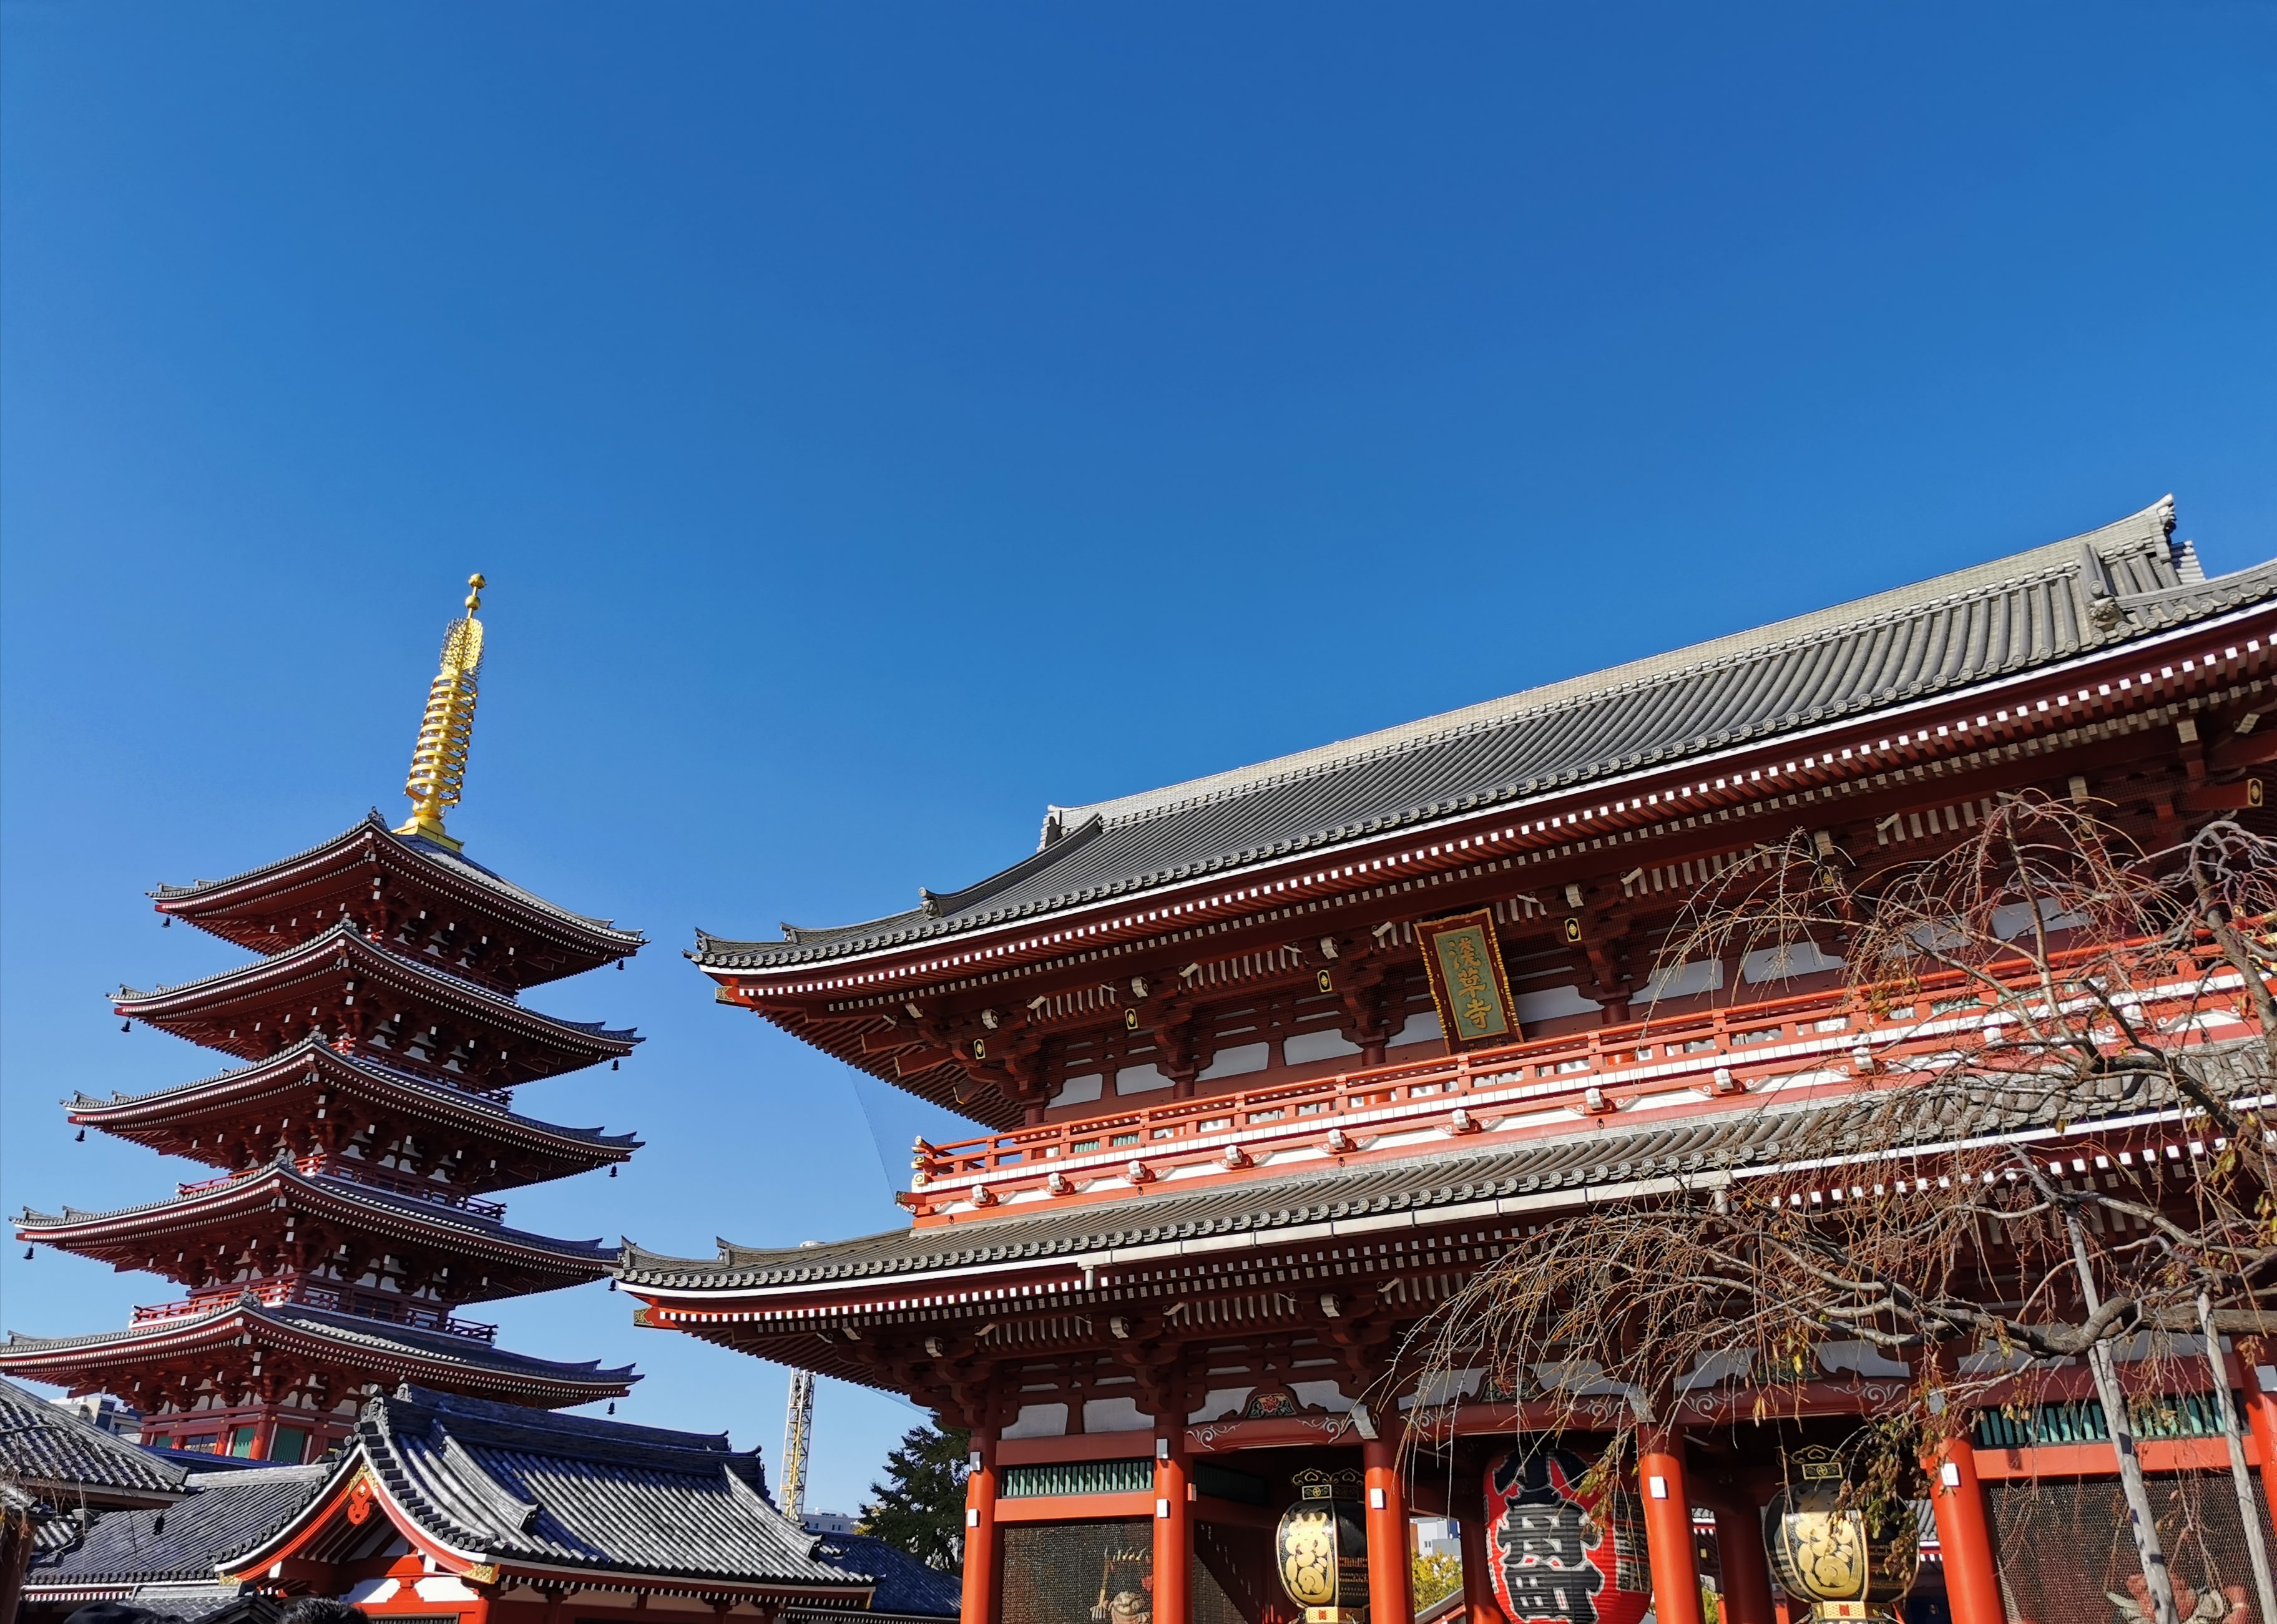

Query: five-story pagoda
left=3, top=577, right=645, bottom=1464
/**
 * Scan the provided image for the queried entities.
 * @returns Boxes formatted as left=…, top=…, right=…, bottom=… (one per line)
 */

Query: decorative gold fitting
left=395, top=573, right=486, bottom=852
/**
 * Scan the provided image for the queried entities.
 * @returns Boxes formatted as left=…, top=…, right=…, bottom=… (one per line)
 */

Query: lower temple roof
left=227, top=1387, right=868, bottom=1594
left=619, top=1041, right=2273, bottom=1299
left=26, top=1465, right=331, bottom=1590
left=0, top=1374, right=188, bottom=1502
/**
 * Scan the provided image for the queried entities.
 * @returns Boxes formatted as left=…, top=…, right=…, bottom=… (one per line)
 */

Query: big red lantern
left=1482, top=1445, right=1652, bottom=1624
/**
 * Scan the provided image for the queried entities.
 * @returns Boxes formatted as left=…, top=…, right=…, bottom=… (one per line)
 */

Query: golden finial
left=395, top=574, right=487, bottom=851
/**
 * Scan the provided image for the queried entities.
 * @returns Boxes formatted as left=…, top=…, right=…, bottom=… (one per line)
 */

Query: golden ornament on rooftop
left=396, top=574, right=486, bottom=852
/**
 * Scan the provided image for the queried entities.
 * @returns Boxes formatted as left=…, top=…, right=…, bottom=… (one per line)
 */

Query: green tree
left=1411, top=1549, right=1462, bottom=1609
left=858, top=1422, right=970, bottom=1573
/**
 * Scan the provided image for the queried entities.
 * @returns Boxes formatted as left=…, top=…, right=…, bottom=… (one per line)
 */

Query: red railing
left=175, top=1153, right=506, bottom=1221
left=130, top=1276, right=499, bottom=1342
left=908, top=949, right=2260, bottom=1215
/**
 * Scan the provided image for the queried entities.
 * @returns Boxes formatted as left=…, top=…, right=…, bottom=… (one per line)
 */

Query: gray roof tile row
left=27, top=1466, right=328, bottom=1586
left=694, top=500, right=2277, bottom=971
left=336, top=1389, right=864, bottom=1588
left=0, top=1376, right=187, bottom=1498
left=620, top=1046, right=2274, bottom=1294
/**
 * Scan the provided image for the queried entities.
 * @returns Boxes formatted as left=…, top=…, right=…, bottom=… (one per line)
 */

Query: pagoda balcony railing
left=908, top=946, right=2261, bottom=1211
left=129, top=1276, right=501, bottom=1342
left=175, top=1153, right=507, bottom=1220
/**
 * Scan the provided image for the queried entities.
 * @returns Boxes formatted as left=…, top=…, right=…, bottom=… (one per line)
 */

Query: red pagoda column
left=1153, top=1432, right=1191, bottom=1624
left=1362, top=1433, right=1413, bottom=1624
left=1637, top=1427, right=1703, bottom=1624
left=961, top=1429, right=1000, bottom=1624
left=1923, top=1428, right=2006, bottom=1624
left=1710, top=1500, right=1776, bottom=1624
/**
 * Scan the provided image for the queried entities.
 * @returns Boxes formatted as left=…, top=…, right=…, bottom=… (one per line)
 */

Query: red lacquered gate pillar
left=1710, top=1499, right=1777, bottom=1624
left=1922, top=1426, right=2006, bottom=1624
left=1154, top=1432, right=1191, bottom=1624
left=2241, top=1339, right=2277, bottom=1548
left=1637, top=1427, right=1704, bottom=1624
left=1363, top=1432, right=1414, bottom=1624
left=961, top=1429, right=999, bottom=1624
left=1458, top=1508, right=1507, bottom=1624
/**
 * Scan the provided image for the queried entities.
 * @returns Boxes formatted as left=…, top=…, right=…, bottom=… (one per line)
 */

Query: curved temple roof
left=0, top=1374, right=188, bottom=1501
left=620, top=1043, right=2275, bottom=1299
left=17, top=1162, right=617, bottom=1299
left=115, top=919, right=640, bottom=1083
left=1, top=1302, right=639, bottom=1402
left=66, top=1037, right=641, bottom=1186
left=694, top=499, right=2277, bottom=971
left=226, top=1387, right=866, bottom=1594
left=154, top=812, right=645, bottom=978
left=27, top=1465, right=331, bottom=1590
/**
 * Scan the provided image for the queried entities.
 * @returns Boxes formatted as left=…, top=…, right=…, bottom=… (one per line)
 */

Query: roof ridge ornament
left=396, top=574, right=487, bottom=853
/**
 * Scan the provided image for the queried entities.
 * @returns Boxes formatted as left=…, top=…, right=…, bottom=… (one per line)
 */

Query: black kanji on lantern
left=1492, top=1447, right=1607, bottom=1624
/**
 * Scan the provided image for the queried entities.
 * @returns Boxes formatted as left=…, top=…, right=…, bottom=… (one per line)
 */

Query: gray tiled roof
left=294, top=1389, right=868, bottom=1590
left=808, top=1532, right=961, bottom=1616
left=26, top=1466, right=329, bottom=1586
left=115, top=919, right=642, bottom=1054
left=0, top=1376, right=186, bottom=1498
left=2, top=1303, right=639, bottom=1391
left=90, top=1585, right=280, bottom=1624
left=694, top=499, right=2277, bottom=970
left=621, top=1106, right=1806, bottom=1290
left=152, top=811, right=643, bottom=949
left=17, top=1162, right=617, bottom=1279
left=622, top=1045, right=2276, bottom=1293
left=69, top=1038, right=640, bottom=1159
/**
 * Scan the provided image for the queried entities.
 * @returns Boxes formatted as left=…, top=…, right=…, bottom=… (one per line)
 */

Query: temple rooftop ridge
left=697, top=497, right=2277, bottom=968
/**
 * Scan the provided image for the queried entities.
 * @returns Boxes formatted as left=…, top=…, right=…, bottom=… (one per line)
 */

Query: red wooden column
left=1153, top=1432, right=1192, bottom=1624
left=1710, top=1501, right=1776, bottom=1624
left=961, top=1429, right=1000, bottom=1624
left=1458, top=1510, right=1507, bottom=1624
left=1922, top=1429, right=2006, bottom=1624
left=2242, top=1339, right=2277, bottom=1547
left=1636, top=1427, right=1704, bottom=1624
left=1362, top=1434, right=1414, bottom=1624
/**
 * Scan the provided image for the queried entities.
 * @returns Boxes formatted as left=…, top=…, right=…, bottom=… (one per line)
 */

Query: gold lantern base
left=1302, top=1611, right=1365, bottom=1624
left=1802, top=1603, right=1901, bottom=1622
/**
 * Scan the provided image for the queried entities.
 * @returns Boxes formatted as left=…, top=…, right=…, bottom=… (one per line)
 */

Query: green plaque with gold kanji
left=1418, top=909, right=1519, bottom=1048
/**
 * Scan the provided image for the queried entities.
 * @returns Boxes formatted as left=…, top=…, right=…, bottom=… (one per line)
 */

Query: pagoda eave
left=64, top=1038, right=640, bottom=1187
left=16, top=1165, right=615, bottom=1299
left=0, top=1301, right=639, bottom=1409
left=152, top=813, right=644, bottom=989
left=114, top=921, right=640, bottom=1085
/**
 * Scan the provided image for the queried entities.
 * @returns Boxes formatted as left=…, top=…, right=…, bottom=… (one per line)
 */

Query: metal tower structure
left=779, top=1367, right=815, bottom=1524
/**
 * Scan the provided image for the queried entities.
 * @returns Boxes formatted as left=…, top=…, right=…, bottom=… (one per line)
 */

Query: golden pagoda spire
left=395, top=574, right=487, bottom=851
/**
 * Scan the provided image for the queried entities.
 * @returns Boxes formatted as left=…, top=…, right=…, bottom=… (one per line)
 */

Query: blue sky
left=2, top=3, right=2272, bottom=1515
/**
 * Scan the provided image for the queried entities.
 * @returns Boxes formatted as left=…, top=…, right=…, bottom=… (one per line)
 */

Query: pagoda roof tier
left=17, top=1159, right=615, bottom=1303
left=115, top=920, right=640, bottom=1088
left=66, top=1037, right=640, bottom=1190
left=0, top=1299, right=639, bottom=1410
left=153, top=812, right=644, bottom=992
left=695, top=500, right=2276, bottom=975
